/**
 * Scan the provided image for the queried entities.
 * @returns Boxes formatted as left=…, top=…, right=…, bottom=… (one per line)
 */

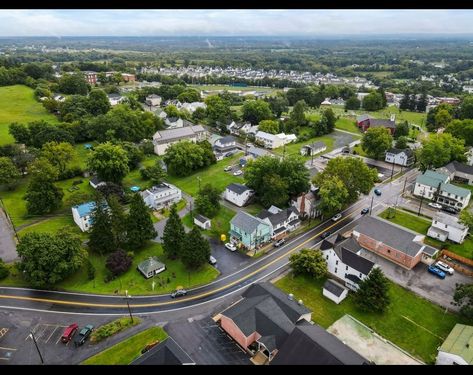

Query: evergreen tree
left=162, top=204, right=186, bottom=259
left=88, top=195, right=115, bottom=254
left=408, top=94, right=417, bottom=111
left=377, top=87, right=387, bottom=108
left=108, top=195, right=127, bottom=248
left=416, top=93, right=428, bottom=113
left=399, top=91, right=410, bottom=110
left=181, top=226, right=211, bottom=269
left=354, top=267, right=390, bottom=313
left=125, top=193, right=157, bottom=249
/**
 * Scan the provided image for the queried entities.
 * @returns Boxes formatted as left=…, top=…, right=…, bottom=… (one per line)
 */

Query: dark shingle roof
left=323, top=279, right=346, bottom=297
left=230, top=211, right=269, bottom=235
left=323, top=237, right=375, bottom=276
left=387, top=148, right=414, bottom=157
left=257, top=207, right=299, bottom=227
left=217, top=135, right=236, bottom=145
left=369, top=119, right=396, bottom=128
left=271, top=321, right=368, bottom=365
left=226, top=183, right=251, bottom=195
left=444, top=160, right=473, bottom=175
left=132, top=337, right=195, bottom=365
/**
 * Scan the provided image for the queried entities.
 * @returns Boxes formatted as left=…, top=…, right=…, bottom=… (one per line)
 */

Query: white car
left=233, top=170, right=243, bottom=176
left=225, top=242, right=237, bottom=252
left=224, top=166, right=233, bottom=172
left=246, top=143, right=252, bottom=148
left=209, top=255, right=217, bottom=265
left=428, top=202, right=442, bottom=209
left=435, top=261, right=454, bottom=275
left=331, top=213, right=342, bottom=222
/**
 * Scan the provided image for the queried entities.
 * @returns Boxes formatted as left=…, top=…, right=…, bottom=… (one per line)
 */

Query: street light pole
left=418, top=188, right=425, bottom=216
left=369, top=195, right=374, bottom=216
left=125, top=290, right=133, bottom=323
left=29, top=331, right=44, bottom=364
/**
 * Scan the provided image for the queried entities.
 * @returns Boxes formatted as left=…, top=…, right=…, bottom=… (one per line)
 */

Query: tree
left=108, top=195, right=127, bottom=248
left=0, top=258, right=9, bottom=280
left=164, top=104, right=180, bottom=118
left=416, top=93, right=428, bottom=113
left=318, top=176, right=349, bottom=214
left=9, top=122, right=31, bottom=144
left=181, top=226, right=211, bottom=269
left=87, top=89, right=111, bottom=116
left=417, top=133, right=466, bottom=170
left=163, top=141, right=216, bottom=177
left=97, top=182, right=125, bottom=203
left=345, top=96, right=361, bottom=110
left=88, top=198, right=115, bottom=254
left=426, top=103, right=455, bottom=132
left=460, top=96, right=473, bottom=120
left=445, top=119, right=473, bottom=147
left=453, top=283, right=473, bottom=320
left=361, top=127, right=393, bottom=159
left=242, top=100, right=272, bottom=125
left=289, top=249, right=327, bottom=279
left=290, top=100, right=307, bottom=127
left=435, top=109, right=453, bottom=129
left=377, top=87, right=387, bottom=108
left=394, top=121, right=409, bottom=139
left=106, top=249, right=132, bottom=277
left=353, top=267, right=390, bottom=313
left=120, top=141, right=144, bottom=169
left=41, top=141, right=76, bottom=176
left=177, top=88, right=200, bottom=103
left=258, top=119, right=279, bottom=134
left=140, top=161, right=167, bottom=185
left=362, top=92, right=384, bottom=111
left=0, top=157, right=20, bottom=189
left=195, top=184, right=221, bottom=218
left=87, top=142, right=129, bottom=184
left=459, top=210, right=473, bottom=232
left=162, top=203, right=185, bottom=259
left=204, top=95, right=232, bottom=125
left=395, top=136, right=409, bottom=149
left=58, top=73, right=89, bottom=95
left=17, top=230, right=86, bottom=288
left=267, top=94, right=289, bottom=117
left=320, top=108, right=336, bottom=133
left=125, top=193, right=157, bottom=249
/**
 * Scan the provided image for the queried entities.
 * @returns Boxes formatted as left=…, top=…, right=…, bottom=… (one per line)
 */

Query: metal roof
left=439, top=324, right=473, bottom=364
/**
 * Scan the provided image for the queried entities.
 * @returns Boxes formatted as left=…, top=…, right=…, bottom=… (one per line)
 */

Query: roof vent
left=288, top=293, right=294, bottom=301
left=298, top=299, right=303, bottom=305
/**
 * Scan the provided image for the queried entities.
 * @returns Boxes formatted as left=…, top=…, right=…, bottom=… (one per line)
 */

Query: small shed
left=194, top=214, right=211, bottom=230
left=323, top=279, right=348, bottom=304
left=89, top=176, right=106, bottom=189
left=137, top=257, right=166, bottom=279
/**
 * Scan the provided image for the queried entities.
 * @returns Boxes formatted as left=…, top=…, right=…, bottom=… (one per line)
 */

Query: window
left=445, top=224, right=448, bottom=228
left=326, top=255, right=328, bottom=260
left=336, top=260, right=338, bottom=265
left=335, top=268, right=337, bottom=273
left=359, top=273, right=362, bottom=278
left=346, top=266, right=348, bottom=271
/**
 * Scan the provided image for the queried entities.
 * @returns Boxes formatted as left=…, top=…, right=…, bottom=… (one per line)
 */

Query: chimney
left=300, top=192, right=306, bottom=216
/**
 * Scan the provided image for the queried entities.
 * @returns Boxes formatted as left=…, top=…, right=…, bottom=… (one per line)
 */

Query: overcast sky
left=0, top=10, right=472, bottom=37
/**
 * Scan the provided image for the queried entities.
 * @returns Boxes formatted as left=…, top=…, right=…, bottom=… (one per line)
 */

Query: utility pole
left=29, top=331, right=44, bottom=364
left=125, top=290, right=133, bottom=323
left=402, top=177, right=408, bottom=195
left=369, top=196, right=374, bottom=216
left=418, top=189, right=425, bottom=216
left=390, top=160, right=395, bottom=181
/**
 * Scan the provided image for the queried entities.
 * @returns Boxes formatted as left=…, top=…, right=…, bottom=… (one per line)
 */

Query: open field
left=182, top=205, right=236, bottom=239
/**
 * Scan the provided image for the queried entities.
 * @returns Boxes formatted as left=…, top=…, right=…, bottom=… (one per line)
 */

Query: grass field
left=0, top=85, right=59, bottom=145
left=272, top=132, right=335, bottom=158
left=17, top=214, right=87, bottom=240
left=275, top=274, right=465, bottom=363
left=189, top=84, right=279, bottom=94
left=82, top=326, right=168, bottom=365
left=182, top=205, right=236, bottom=239
left=335, top=117, right=362, bottom=133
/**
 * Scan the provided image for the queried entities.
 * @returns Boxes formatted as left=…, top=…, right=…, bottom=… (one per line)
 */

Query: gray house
left=137, top=257, right=166, bottom=279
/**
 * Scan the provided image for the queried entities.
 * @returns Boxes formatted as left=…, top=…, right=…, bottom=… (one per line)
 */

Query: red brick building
left=83, top=71, right=98, bottom=85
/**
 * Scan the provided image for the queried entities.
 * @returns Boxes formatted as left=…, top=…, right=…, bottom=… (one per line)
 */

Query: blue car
left=374, top=188, right=382, bottom=196
left=428, top=265, right=446, bottom=279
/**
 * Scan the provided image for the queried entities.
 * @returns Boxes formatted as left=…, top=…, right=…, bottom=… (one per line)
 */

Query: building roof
left=194, top=214, right=210, bottom=224
left=323, top=279, right=346, bottom=298
left=369, top=119, right=396, bottom=128
left=257, top=207, right=299, bottom=227
left=230, top=211, right=269, bottom=234
left=248, top=146, right=271, bottom=157
left=137, top=256, right=165, bottom=275
left=439, top=324, right=473, bottom=364
left=416, top=170, right=449, bottom=188
left=90, top=176, right=104, bottom=186
left=433, top=212, right=468, bottom=231
left=443, top=160, right=473, bottom=175
left=357, top=114, right=371, bottom=123
left=132, top=337, right=195, bottom=365
left=72, top=201, right=96, bottom=218
left=256, top=131, right=279, bottom=141
left=271, top=321, right=368, bottom=365
left=386, top=148, right=414, bottom=157
left=428, top=226, right=450, bottom=237
left=140, top=183, right=179, bottom=197
left=153, top=125, right=205, bottom=143
left=354, top=216, right=425, bottom=257
left=440, top=182, right=471, bottom=198
left=226, top=183, right=252, bottom=195
left=216, top=135, right=236, bottom=145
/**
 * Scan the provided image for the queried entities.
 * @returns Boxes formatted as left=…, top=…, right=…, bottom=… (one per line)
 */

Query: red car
left=61, top=323, right=79, bottom=343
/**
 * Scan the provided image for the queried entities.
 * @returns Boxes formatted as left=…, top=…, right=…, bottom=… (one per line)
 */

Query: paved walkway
left=0, top=208, right=18, bottom=263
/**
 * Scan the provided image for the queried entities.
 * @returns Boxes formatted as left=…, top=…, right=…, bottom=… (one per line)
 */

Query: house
left=320, top=234, right=375, bottom=290
left=213, top=136, right=238, bottom=153
left=132, top=337, right=195, bottom=365
left=414, top=170, right=471, bottom=210
left=320, top=98, right=332, bottom=106
left=121, top=73, right=136, bottom=83
left=53, top=94, right=65, bottom=102
left=351, top=216, right=439, bottom=270
left=89, top=176, right=106, bottom=189
left=152, top=125, right=207, bottom=155
left=356, top=114, right=396, bottom=135
left=83, top=71, right=98, bottom=85
left=293, top=189, right=322, bottom=219
left=247, top=146, right=271, bottom=159
left=436, top=324, right=473, bottom=365
left=153, top=108, right=167, bottom=120
left=140, top=183, right=182, bottom=210
left=257, top=205, right=300, bottom=239
left=427, top=212, right=469, bottom=244
left=437, top=161, right=473, bottom=186
left=164, top=117, right=184, bottom=129
left=71, top=201, right=108, bottom=232
left=180, top=102, right=206, bottom=113
left=255, top=131, right=296, bottom=149
left=107, top=94, right=124, bottom=106
left=224, top=183, right=254, bottom=207
left=322, top=279, right=349, bottom=304
left=235, top=122, right=252, bottom=135
left=137, top=256, right=166, bottom=279
left=466, top=147, right=473, bottom=166
left=385, top=148, right=415, bottom=167
left=145, top=94, right=162, bottom=107
left=300, top=141, right=327, bottom=156
left=194, top=214, right=211, bottom=230
left=229, top=211, right=272, bottom=250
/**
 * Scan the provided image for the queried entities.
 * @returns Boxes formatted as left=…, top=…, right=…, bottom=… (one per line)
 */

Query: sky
left=0, top=10, right=472, bottom=37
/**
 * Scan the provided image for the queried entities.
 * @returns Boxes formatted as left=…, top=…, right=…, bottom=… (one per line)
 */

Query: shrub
left=0, top=259, right=10, bottom=280
left=90, top=317, right=141, bottom=343
left=59, top=166, right=83, bottom=180
left=86, top=259, right=95, bottom=281
left=106, top=249, right=132, bottom=277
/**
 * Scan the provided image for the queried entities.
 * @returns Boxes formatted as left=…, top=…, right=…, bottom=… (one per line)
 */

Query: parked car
left=74, top=325, right=94, bottom=347
left=442, top=206, right=459, bottom=215
left=246, top=143, right=252, bottom=148
left=225, top=242, right=237, bottom=252
left=224, top=166, right=233, bottom=172
left=435, top=261, right=454, bottom=275
left=321, top=231, right=331, bottom=239
left=361, top=208, right=369, bottom=215
left=61, top=323, right=78, bottom=343
left=209, top=255, right=217, bottom=265
left=233, top=170, right=243, bottom=176
left=428, top=265, right=446, bottom=279
left=428, top=202, right=443, bottom=209
left=374, top=188, right=382, bottom=196
left=170, top=289, right=188, bottom=298
left=331, top=213, right=342, bottom=222
left=274, top=238, right=286, bottom=247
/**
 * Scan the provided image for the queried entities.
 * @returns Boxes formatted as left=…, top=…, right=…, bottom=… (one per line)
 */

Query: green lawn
left=17, top=214, right=87, bottom=241
left=335, top=117, right=362, bottom=134
left=189, top=84, right=279, bottom=94
left=122, top=154, right=160, bottom=190
left=352, top=144, right=367, bottom=157
left=272, top=132, right=335, bottom=159
left=82, top=326, right=168, bottom=365
left=166, top=155, right=244, bottom=197
left=182, top=205, right=236, bottom=240
left=0, top=85, right=59, bottom=145
left=245, top=203, right=264, bottom=216
left=275, top=274, right=465, bottom=364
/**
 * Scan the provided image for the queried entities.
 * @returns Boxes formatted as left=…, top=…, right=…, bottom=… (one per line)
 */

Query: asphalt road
left=0, top=208, right=17, bottom=263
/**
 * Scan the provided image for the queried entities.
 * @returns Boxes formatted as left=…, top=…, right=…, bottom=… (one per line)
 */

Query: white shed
left=194, top=214, right=211, bottom=230
left=323, top=279, right=348, bottom=304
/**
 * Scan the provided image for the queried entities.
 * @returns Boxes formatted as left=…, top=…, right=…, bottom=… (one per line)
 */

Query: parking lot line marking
left=0, top=346, right=16, bottom=351
left=35, top=324, right=48, bottom=340
left=0, top=328, right=8, bottom=338
left=45, top=325, right=59, bottom=343
left=0, top=357, right=10, bottom=361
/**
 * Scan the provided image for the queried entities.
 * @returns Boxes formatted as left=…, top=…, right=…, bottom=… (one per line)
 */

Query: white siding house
left=153, top=125, right=207, bottom=155
left=194, top=214, right=211, bottom=230
left=257, top=205, right=301, bottom=239
left=224, top=183, right=254, bottom=207
left=323, top=279, right=349, bottom=304
left=140, top=183, right=182, bottom=210
left=72, top=201, right=108, bottom=232
left=255, top=131, right=296, bottom=149
left=427, top=212, right=469, bottom=244
left=164, top=117, right=184, bottom=129
left=145, top=94, right=162, bottom=107
left=385, top=148, right=415, bottom=166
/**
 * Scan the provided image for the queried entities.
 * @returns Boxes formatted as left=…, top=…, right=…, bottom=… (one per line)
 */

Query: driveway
left=165, top=317, right=251, bottom=365
left=358, top=248, right=472, bottom=311
left=0, top=209, right=17, bottom=263
left=208, top=238, right=251, bottom=276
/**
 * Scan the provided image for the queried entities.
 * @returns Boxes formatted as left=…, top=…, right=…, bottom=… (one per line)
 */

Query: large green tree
left=318, top=176, right=349, bottom=215
left=88, top=198, right=115, bottom=254
left=417, top=133, right=466, bottom=171
left=140, top=161, right=167, bottom=185
left=453, top=283, right=473, bottom=320
left=195, top=184, right=221, bottom=218
left=58, top=73, right=89, bottom=95
left=162, top=204, right=185, bottom=259
left=177, top=88, right=201, bottom=103
left=394, top=121, right=409, bottom=139
left=126, top=193, right=157, bottom=249
left=290, top=100, right=308, bottom=127
left=87, top=89, right=111, bottom=116
left=163, top=140, right=216, bottom=177
left=362, top=92, right=384, bottom=111
left=258, top=119, right=280, bottom=134
left=445, top=119, right=473, bottom=147
left=17, top=230, right=86, bottom=288
left=267, top=94, right=289, bottom=117
left=41, top=141, right=76, bottom=176
left=345, top=96, right=361, bottom=110
left=361, top=127, right=393, bottom=159
left=242, top=100, right=272, bottom=124
left=181, top=226, right=211, bottom=269
left=108, top=195, right=127, bottom=248
left=460, top=96, right=473, bottom=120
left=204, top=95, right=232, bottom=125
left=0, top=157, right=20, bottom=189
left=87, top=142, right=129, bottom=184
left=289, top=249, right=327, bottom=279
left=354, top=267, right=390, bottom=313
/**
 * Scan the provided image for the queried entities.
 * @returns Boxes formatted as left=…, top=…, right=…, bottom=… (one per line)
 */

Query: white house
left=257, top=205, right=301, bottom=239
left=164, top=117, right=184, bottom=129
left=72, top=201, right=108, bottom=232
left=323, top=279, right=349, bottom=304
left=437, top=161, right=473, bottom=186
left=180, top=101, right=206, bottom=113
left=107, top=94, right=124, bottom=106
left=293, top=189, right=322, bottom=219
left=385, top=148, right=415, bottom=167
left=140, top=183, right=182, bottom=210
left=255, top=131, right=296, bottom=149
left=414, top=170, right=471, bottom=209
left=224, top=183, right=254, bottom=207
left=300, top=141, right=327, bottom=156
left=194, top=214, right=211, bottom=230
left=214, top=136, right=238, bottom=153
left=153, top=125, right=207, bottom=155
left=427, top=212, right=469, bottom=244
left=235, top=122, right=252, bottom=135
left=436, top=324, right=473, bottom=365
left=89, top=176, right=106, bottom=189
left=319, top=235, right=375, bottom=291
left=145, top=94, right=162, bottom=107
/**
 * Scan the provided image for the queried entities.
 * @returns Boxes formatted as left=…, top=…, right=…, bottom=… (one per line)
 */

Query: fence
left=439, top=250, right=473, bottom=276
